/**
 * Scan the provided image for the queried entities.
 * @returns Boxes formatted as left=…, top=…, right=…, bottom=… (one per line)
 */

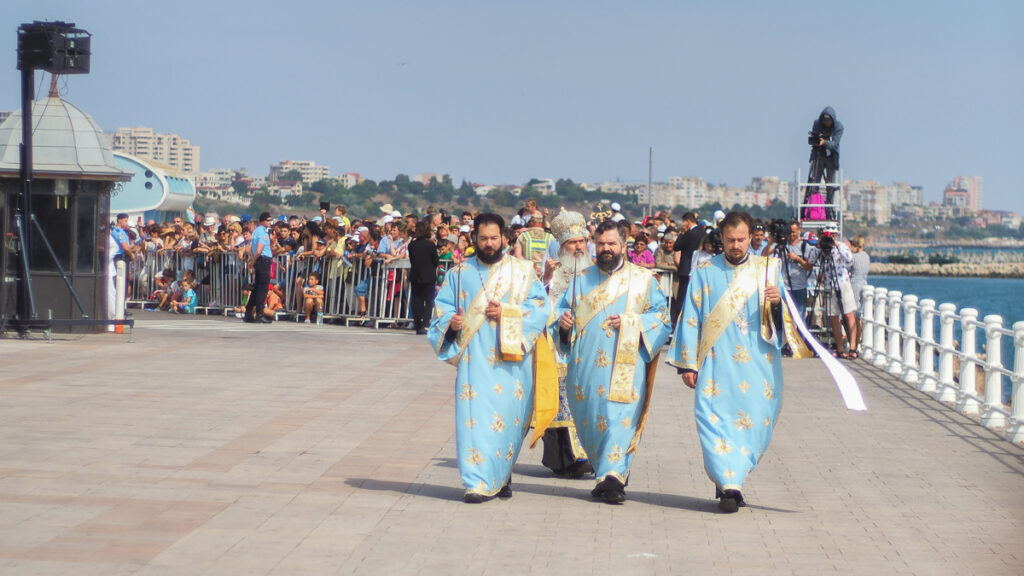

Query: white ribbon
left=783, top=292, right=867, bottom=411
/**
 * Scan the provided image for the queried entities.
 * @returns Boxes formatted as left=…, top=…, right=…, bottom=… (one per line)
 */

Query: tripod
left=808, top=244, right=845, bottom=352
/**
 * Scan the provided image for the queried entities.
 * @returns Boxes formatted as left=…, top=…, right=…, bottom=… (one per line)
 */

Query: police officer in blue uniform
left=111, top=213, right=132, bottom=261
left=245, top=212, right=275, bottom=323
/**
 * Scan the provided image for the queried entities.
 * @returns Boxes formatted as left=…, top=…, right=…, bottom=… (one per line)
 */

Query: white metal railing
left=860, top=285, right=1024, bottom=444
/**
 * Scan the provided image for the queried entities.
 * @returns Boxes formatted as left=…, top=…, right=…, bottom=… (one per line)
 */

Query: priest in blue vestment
left=428, top=213, right=553, bottom=503
left=556, top=220, right=672, bottom=504
left=669, top=211, right=802, bottom=513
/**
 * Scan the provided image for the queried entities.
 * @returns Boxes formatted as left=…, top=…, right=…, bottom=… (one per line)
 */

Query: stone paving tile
left=0, top=311, right=1022, bottom=575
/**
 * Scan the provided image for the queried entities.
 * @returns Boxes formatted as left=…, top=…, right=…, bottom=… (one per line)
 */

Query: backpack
left=804, top=193, right=826, bottom=220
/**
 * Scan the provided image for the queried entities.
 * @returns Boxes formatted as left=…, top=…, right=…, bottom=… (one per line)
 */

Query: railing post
left=935, top=303, right=958, bottom=402
left=956, top=308, right=980, bottom=415
left=860, top=286, right=875, bottom=362
left=1005, top=321, right=1024, bottom=444
left=871, top=288, right=889, bottom=367
left=886, top=291, right=903, bottom=375
left=980, top=315, right=1007, bottom=429
left=917, top=299, right=937, bottom=392
left=901, top=295, right=919, bottom=384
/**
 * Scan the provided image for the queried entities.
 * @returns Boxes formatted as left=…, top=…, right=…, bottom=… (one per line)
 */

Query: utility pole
left=647, top=147, right=653, bottom=218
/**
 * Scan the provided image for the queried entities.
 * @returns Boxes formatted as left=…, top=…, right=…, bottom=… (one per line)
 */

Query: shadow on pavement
left=345, top=476, right=748, bottom=513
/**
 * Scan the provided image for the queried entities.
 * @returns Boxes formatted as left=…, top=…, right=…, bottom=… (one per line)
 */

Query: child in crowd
left=302, top=272, right=325, bottom=323
left=152, top=268, right=176, bottom=309
left=173, top=280, right=196, bottom=314
left=233, top=284, right=253, bottom=318
left=234, top=283, right=283, bottom=320
left=166, top=270, right=196, bottom=312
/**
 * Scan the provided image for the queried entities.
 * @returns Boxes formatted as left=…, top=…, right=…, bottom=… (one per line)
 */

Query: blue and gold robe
left=428, top=254, right=550, bottom=497
left=668, top=254, right=785, bottom=493
left=557, top=262, right=672, bottom=485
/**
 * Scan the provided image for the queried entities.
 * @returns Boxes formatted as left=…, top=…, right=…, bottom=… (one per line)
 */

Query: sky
left=3, top=1, right=1022, bottom=213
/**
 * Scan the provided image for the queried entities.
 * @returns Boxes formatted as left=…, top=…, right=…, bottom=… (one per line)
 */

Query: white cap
left=391, top=210, right=402, bottom=218
left=713, top=210, right=726, bottom=223
left=459, top=224, right=471, bottom=233
left=357, top=226, right=369, bottom=234
left=610, top=213, right=625, bottom=222
left=611, top=202, right=621, bottom=212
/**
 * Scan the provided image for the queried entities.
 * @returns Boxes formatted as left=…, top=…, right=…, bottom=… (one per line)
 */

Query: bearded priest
left=428, top=213, right=554, bottom=503
left=556, top=219, right=673, bottom=504
left=538, top=209, right=593, bottom=478
left=668, top=211, right=801, bottom=513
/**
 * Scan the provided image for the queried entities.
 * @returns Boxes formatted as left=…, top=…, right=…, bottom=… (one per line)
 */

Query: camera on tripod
left=768, top=219, right=789, bottom=246
left=808, top=130, right=826, bottom=147
left=818, top=230, right=837, bottom=253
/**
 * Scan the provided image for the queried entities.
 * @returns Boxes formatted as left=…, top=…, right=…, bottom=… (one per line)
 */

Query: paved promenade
left=1, top=311, right=1022, bottom=575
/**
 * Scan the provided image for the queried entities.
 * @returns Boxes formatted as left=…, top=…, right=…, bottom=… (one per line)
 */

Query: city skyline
left=2, top=1, right=1021, bottom=213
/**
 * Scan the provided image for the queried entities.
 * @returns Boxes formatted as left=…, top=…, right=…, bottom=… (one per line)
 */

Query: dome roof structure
left=0, top=93, right=130, bottom=180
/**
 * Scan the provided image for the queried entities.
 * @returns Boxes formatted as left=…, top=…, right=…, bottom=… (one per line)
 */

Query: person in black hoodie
left=805, top=106, right=844, bottom=219
left=407, top=220, right=440, bottom=334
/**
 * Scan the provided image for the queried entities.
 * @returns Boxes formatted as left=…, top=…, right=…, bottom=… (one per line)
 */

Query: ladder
left=794, top=167, right=844, bottom=237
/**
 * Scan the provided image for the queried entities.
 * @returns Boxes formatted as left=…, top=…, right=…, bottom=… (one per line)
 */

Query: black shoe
left=591, top=476, right=626, bottom=504
left=563, top=460, right=593, bottom=479
left=718, top=489, right=744, bottom=513
left=243, top=316, right=259, bottom=323
left=463, top=492, right=495, bottom=504
left=498, top=481, right=512, bottom=499
left=416, top=328, right=428, bottom=335
left=260, top=316, right=273, bottom=324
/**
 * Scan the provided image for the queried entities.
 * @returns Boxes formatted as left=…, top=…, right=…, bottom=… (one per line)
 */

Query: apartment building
left=269, top=160, right=330, bottom=184
left=110, top=126, right=200, bottom=175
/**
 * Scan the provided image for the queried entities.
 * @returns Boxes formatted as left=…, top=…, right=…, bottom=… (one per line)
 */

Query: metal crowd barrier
left=126, top=252, right=678, bottom=328
left=127, top=248, right=250, bottom=313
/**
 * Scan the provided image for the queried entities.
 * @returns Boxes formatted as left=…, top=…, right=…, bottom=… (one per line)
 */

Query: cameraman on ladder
left=804, top=106, right=843, bottom=220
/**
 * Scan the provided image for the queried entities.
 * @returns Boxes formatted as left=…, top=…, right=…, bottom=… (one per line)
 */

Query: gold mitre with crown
left=550, top=208, right=587, bottom=244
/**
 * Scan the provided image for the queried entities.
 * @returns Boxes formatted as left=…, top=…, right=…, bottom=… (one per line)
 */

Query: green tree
left=232, top=180, right=249, bottom=195
left=278, top=169, right=303, bottom=182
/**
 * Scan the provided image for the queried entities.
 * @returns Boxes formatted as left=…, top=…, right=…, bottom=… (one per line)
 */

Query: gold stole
left=455, top=257, right=531, bottom=362
left=575, top=264, right=651, bottom=404
left=696, top=257, right=762, bottom=370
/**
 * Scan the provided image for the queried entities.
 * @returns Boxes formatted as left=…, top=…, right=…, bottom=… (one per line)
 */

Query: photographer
left=804, top=106, right=843, bottom=220
left=764, top=220, right=816, bottom=319
left=816, top=227, right=858, bottom=358
left=691, top=228, right=723, bottom=273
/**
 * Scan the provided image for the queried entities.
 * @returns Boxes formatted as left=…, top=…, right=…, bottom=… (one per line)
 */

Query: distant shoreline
left=869, top=262, right=1024, bottom=278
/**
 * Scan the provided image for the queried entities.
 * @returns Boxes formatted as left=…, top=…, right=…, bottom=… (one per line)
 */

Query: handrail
left=860, top=285, right=1024, bottom=444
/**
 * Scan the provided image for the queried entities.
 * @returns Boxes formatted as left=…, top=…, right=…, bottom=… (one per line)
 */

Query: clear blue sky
left=4, top=1, right=1022, bottom=213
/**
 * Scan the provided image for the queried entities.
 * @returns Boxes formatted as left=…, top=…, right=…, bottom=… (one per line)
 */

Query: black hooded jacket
left=808, top=106, right=843, bottom=167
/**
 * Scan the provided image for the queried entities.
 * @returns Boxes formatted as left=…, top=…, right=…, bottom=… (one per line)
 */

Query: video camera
left=706, top=229, right=724, bottom=255
left=808, top=130, right=826, bottom=147
left=769, top=218, right=789, bottom=245
left=818, top=230, right=837, bottom=253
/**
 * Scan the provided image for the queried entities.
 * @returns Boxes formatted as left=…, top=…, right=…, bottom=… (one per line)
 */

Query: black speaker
left=17, top=21, right=91, bottom=75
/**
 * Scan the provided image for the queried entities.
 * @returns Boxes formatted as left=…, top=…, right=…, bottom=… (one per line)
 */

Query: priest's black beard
left=725, top=252, right=749, bottom=266
left=597, top=252, right=621, bottom=273
left=477, top=247, right=504, bottom=265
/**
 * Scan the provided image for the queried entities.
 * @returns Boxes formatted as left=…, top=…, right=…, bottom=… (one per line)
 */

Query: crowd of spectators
left=109, top=199, right=868, bottom=353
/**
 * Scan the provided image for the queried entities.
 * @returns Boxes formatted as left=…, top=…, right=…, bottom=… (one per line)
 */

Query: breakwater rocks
left=870, top=262, right=1024, bottom=278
